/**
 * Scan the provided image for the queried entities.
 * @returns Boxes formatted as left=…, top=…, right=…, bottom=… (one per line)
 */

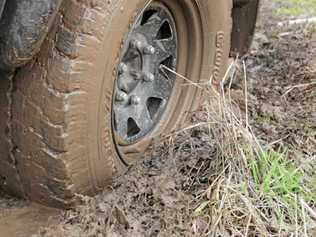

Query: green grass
left=273, top=0, right=316, bottom=17
left=193, top=143, right=316, bottom=234
left=248, top=149, right=316, bottom=219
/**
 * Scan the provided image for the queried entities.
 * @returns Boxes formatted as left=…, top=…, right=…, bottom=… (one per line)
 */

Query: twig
left=160, top=65, right=207, bottom=91
left=301, top=198, right=316, bottom=220
left=265, top=135, right=290, bottom=149
left=301, top=199, right=308, bottom=237
left=282, top=81, right=316, bottom=97
left=162, top=121, right=218, bottom=139
left=277, top=17, right=316, bottom=27
left=243, top=60, right=249, bottom=129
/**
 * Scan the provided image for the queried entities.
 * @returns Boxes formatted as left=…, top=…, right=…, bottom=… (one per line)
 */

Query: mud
left=1, top=0, right=316, bottom=236
left=0, top=191, right=60, bottom=237
left=40, top=1, right=315, bottom=236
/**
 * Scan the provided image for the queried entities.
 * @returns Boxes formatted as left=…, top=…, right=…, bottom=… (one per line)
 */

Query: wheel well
left=0, top=0, right=259, bottom=69
left=230, top=0, right=260, bottom=57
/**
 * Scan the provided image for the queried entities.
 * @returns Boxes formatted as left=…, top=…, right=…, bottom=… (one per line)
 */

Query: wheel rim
left=110, top=0, right=205, bottom=163
left=113, top=2, right=178, bottom=145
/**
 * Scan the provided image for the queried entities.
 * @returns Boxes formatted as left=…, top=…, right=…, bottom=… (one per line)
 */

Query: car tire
left=2, top=0, right=232, bottom=208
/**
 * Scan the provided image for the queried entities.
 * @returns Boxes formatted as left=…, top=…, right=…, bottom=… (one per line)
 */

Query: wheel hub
left=113, top=3, right=178, bottom=144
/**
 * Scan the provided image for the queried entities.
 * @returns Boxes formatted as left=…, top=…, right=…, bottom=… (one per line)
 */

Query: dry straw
left=161, top=60, right=316, bottom=237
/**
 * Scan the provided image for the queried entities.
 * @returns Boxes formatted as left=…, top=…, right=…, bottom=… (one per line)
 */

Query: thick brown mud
left=0, top=0, right=315, bottom=236
left=40, top=2, right=315, bottom=236
left=0, top=192, right=60, bottom=237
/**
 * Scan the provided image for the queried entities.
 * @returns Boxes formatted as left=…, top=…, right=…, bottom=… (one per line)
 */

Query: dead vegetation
left=189, top=59, right=316, bottom=236
left=35, top=1, right=316, bottom=236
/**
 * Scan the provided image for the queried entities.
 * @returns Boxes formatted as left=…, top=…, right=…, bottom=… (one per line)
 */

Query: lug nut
left=130, top=40, right=142, bottom=50
left=144, top=72, right=154, bottom=82
left=130, top=95, right=140, bottom=105
left=118, top=63, right=128, bottom=74
left=143, top=45, right=155, bottom=55
left=116, top=91, right=128, bottom=102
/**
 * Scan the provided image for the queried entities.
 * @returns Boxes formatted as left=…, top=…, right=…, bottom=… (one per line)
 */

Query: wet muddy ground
left=0, top=0, right=315, bottom=236
left=0, top=190, right=60, bottom=237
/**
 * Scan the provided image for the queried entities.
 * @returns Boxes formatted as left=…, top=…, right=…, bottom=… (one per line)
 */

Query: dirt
left=0, top=190, right=61, bottom=237
left=1, top=0, right=316, bottom=236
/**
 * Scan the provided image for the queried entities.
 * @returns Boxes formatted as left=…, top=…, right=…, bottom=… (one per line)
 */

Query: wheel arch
left=0, top=0, right=259, bottom=70
left=0, top=0, right=63, bottom=71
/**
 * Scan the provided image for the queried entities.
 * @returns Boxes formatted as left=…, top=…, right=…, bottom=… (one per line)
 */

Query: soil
left=0, top=190, right=61, bottom=237
left=0, top=0, right=315, bottom=236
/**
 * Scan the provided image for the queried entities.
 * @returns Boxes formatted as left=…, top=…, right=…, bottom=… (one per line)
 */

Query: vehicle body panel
left=231, top=0, right=260, bottom=57
left=0, top=0, right=260, bottom=71
left=0, top=0, right=63, bottom=70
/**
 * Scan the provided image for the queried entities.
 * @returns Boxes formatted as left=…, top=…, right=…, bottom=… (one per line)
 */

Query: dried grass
left=162, top=60, right=316, bottom=237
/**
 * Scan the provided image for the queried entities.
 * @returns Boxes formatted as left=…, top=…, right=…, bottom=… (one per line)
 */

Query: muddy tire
left=3, top=0, right=232, bottom=207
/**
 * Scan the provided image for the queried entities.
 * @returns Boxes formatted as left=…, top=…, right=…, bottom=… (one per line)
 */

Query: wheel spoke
left=153, top=73, right=173, bottom=98
left=138, top=14, right=164, bottom=37
left=131, top=106, right=153, bottom=133
left=114, top=109, right=128, bottom=139
left=156, top=38, right=176, bottom=53
left=138, top=9, right=173, bottom=39
left=154, top=38, right=176, bottom=66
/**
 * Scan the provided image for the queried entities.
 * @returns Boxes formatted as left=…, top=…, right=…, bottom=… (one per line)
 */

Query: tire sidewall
left=84, top=0, right=232, bottom=190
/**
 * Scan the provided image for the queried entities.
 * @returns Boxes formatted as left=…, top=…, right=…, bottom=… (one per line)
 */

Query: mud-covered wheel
left=7, top=0, right=232, bottom=207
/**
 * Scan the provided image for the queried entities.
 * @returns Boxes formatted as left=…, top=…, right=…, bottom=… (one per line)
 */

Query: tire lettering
left=212, top=31, right=225, bottom=83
